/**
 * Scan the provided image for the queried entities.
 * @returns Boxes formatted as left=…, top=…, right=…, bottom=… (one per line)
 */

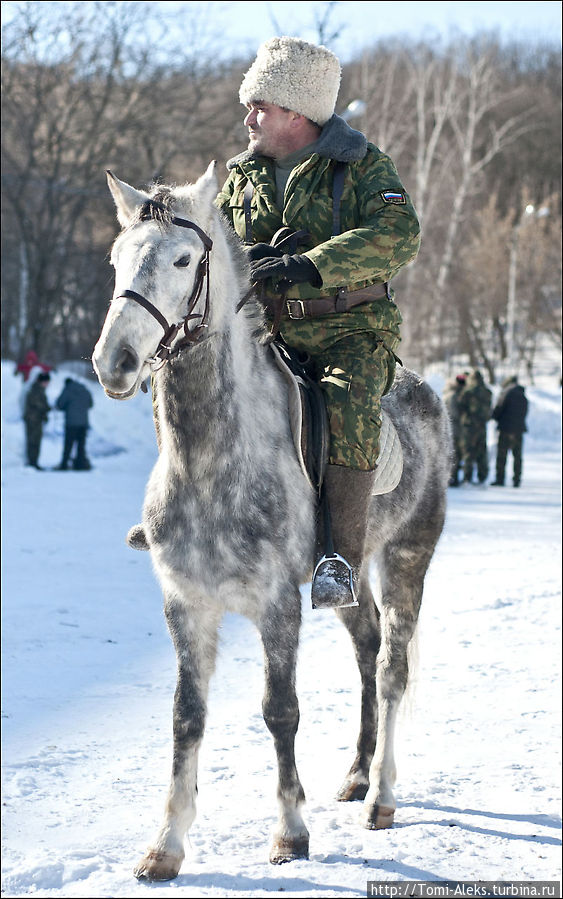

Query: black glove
left=250, top=254, right=322, bottom=288
left=246, top=242, right=284, bottom=263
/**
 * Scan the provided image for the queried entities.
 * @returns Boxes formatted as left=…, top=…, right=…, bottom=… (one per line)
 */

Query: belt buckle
left=286, top=299, right=305, bottom=320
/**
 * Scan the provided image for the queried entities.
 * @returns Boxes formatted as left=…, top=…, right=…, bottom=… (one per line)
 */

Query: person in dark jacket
left=55, top=378, right=93, bottom=470
left=23, top=372, right=51, bottom=469
left=491, top=376, right=528, bottom=487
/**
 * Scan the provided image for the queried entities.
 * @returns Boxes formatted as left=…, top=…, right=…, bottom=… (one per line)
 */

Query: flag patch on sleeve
left=380, top=190, right=406, bottom=204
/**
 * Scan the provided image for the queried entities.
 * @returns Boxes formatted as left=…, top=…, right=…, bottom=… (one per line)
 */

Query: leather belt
left=263, top=283, right=390, bottom=320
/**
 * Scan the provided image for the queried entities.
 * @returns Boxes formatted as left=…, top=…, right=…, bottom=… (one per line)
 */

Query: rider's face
left=243, top=102, right=295, bottom=159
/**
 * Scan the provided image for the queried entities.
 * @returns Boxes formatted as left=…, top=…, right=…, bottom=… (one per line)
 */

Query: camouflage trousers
left=461, top=425, right=489, bottom=483
left=24, top=420, right=43, bottom=466
left=276, top=298, right=402, bottom=470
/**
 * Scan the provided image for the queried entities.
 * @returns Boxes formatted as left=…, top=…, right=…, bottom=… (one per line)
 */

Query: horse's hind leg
left=361, top=539, right=433, bottom=830
left=335, top=572, right=381, bottom=802
left=134, top=597, right=221, bottom=882
left=260, top=593, right=309, bottom=864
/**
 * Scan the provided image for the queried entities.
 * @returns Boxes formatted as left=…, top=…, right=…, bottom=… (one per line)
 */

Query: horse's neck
left=154, top=321, right=284, bottom=482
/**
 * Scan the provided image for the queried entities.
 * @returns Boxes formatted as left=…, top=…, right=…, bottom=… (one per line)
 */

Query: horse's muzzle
left=92, top=340, right=143, bottom=399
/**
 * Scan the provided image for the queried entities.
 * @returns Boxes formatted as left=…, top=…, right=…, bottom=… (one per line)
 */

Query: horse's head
left=92, top=163, right=218, bottom=400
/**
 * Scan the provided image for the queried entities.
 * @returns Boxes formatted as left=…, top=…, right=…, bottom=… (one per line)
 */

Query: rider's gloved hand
left=250, top=254, right=322, bottom=288
left=246, top=242, right=284, bottom=263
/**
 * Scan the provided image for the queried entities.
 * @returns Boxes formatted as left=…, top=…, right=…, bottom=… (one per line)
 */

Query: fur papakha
left=239, top=36, right=341, bottom=125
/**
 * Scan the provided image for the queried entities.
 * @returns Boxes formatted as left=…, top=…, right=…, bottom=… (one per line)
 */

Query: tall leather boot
left=311, top=464, right=376, bottom=610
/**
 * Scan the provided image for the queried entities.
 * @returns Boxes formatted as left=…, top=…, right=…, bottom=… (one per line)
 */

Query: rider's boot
left=311, top=464, right=376, bottom=610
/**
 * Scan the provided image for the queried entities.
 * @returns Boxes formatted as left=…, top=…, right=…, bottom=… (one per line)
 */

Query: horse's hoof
left=336, top=779, right=369, bottom=802
left=269, top=835, right=309, bottom=864
left=361, top=804, right=395, bottom=830
left=133, top=849, right=183, bottom=881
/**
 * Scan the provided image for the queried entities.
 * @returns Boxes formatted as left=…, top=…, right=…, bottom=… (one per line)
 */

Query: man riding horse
left=216, top=37, right=420, bottom=607
left=128, top=36, right=420, bottom=610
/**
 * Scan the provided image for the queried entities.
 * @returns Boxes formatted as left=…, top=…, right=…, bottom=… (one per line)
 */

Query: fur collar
left=226, top=114, right=367, bottom=170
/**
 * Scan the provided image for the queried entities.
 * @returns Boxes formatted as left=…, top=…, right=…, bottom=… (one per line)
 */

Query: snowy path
left=1, top=371, right=561, bottom=897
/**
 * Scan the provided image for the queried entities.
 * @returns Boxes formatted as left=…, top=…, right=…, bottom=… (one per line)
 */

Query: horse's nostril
left=116, top=345, right=139, bottom=374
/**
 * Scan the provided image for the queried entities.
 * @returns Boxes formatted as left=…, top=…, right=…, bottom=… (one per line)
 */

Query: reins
left=236, top=227, right=311, bottom=343
left=114, top=200, right=213, bottom=372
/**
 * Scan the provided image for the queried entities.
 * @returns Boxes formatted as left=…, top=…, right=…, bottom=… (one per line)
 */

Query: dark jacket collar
left=226, top=114, right=368, bottom=170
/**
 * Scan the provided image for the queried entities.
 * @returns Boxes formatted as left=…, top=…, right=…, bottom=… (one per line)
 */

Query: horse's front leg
left=260, top=593, right=309, bottom=864
left=134, top=596, right=221, bottom=882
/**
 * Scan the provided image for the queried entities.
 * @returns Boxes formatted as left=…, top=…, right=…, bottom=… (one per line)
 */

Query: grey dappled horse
left=92, top=163, right=450, bottom=881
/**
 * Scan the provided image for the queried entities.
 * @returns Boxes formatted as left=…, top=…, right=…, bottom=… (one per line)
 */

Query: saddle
left=270, top=340, right=403, bottom=496
left=270, top=339, right=328, bottom=496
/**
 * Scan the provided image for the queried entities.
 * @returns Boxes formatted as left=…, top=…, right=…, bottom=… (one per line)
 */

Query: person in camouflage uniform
left=23, top=372, right=51, bottom=470
left=442, top=373, right=467, bottom=486
left=457, top=369, right=492, bottom=485
left=214, top=37, right=420, bottom=608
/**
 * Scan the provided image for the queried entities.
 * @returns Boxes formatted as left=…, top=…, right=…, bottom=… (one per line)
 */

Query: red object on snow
left=15, top=350, right=53, bottom=382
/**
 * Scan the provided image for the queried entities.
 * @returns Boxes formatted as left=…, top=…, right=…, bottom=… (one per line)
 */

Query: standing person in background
left=55, top=377, right=93, bottom=471
left=491, top=376, right=528, bottom=487
left=457, top=369, right=492, bottom=485
left=15, top=350, right=54, bottom=418
left=23, top=372, right=51, bottom=470
left=443, top=373, right=467, bottom=487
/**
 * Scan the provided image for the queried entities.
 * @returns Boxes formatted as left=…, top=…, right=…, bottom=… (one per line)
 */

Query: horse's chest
left=144, top=472, right=279, bottom=583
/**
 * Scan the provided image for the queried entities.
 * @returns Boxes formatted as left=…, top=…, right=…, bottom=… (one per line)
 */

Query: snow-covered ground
left=1, top=359, right=561, bottom=897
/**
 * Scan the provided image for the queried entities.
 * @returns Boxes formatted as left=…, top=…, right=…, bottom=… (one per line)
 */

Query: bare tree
left=2, top=9, right=560, bottom=382
left=1, top=0, right=242, bottom=363
left=397, top=38, right=540, bottom=369
left=343, top=43, right=415, bottom=160
left=511, top=196, right=562, bottom=378
left=265, top=0, right=345, bottom=49
left=455, top=192, right=513, bottom=380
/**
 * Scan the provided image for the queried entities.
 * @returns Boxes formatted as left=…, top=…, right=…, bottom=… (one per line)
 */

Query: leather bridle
left=114, top=200, right=213, bottom=371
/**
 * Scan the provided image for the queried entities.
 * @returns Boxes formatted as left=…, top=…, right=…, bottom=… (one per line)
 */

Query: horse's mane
left=215, top=204, right=270, bottom=344
left=136, top=186, right=176, bottom=227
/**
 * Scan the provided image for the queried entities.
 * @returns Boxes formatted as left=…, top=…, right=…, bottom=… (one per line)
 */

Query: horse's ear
left=193, top=160, right=219, bottom=206
left=106, top=171, right=150, bottom=228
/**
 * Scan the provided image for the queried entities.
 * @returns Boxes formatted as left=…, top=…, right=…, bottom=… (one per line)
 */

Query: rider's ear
left=106, top=171, right=150, bottom=229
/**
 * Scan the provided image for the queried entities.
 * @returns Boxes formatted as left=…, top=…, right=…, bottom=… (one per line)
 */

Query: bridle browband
left=114, top=199, right=214, bottom=371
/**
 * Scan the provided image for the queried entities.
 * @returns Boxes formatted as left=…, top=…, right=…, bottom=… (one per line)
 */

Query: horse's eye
left=174, top=255, right=191, bottom=268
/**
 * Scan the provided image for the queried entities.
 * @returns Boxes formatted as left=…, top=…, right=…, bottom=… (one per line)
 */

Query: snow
left=1, top=359, right=561, bottom=897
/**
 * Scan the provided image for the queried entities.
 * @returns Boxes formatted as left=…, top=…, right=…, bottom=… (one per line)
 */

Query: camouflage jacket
left=24, top=382, right=50, bottom=424
left=442, top=380, right=464, bottom=431
left=458, top=374, right=492, bottom=428
left=215, top=115, right=420, bottom=301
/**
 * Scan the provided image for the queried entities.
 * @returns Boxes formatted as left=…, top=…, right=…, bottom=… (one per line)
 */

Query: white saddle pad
left=270, top=344, right=403, bottom=495
left=371, top=408, right=403, bottom=495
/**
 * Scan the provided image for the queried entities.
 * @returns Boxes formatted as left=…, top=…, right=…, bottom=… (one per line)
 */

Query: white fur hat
left=239, top=36, right=341, bottom=126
